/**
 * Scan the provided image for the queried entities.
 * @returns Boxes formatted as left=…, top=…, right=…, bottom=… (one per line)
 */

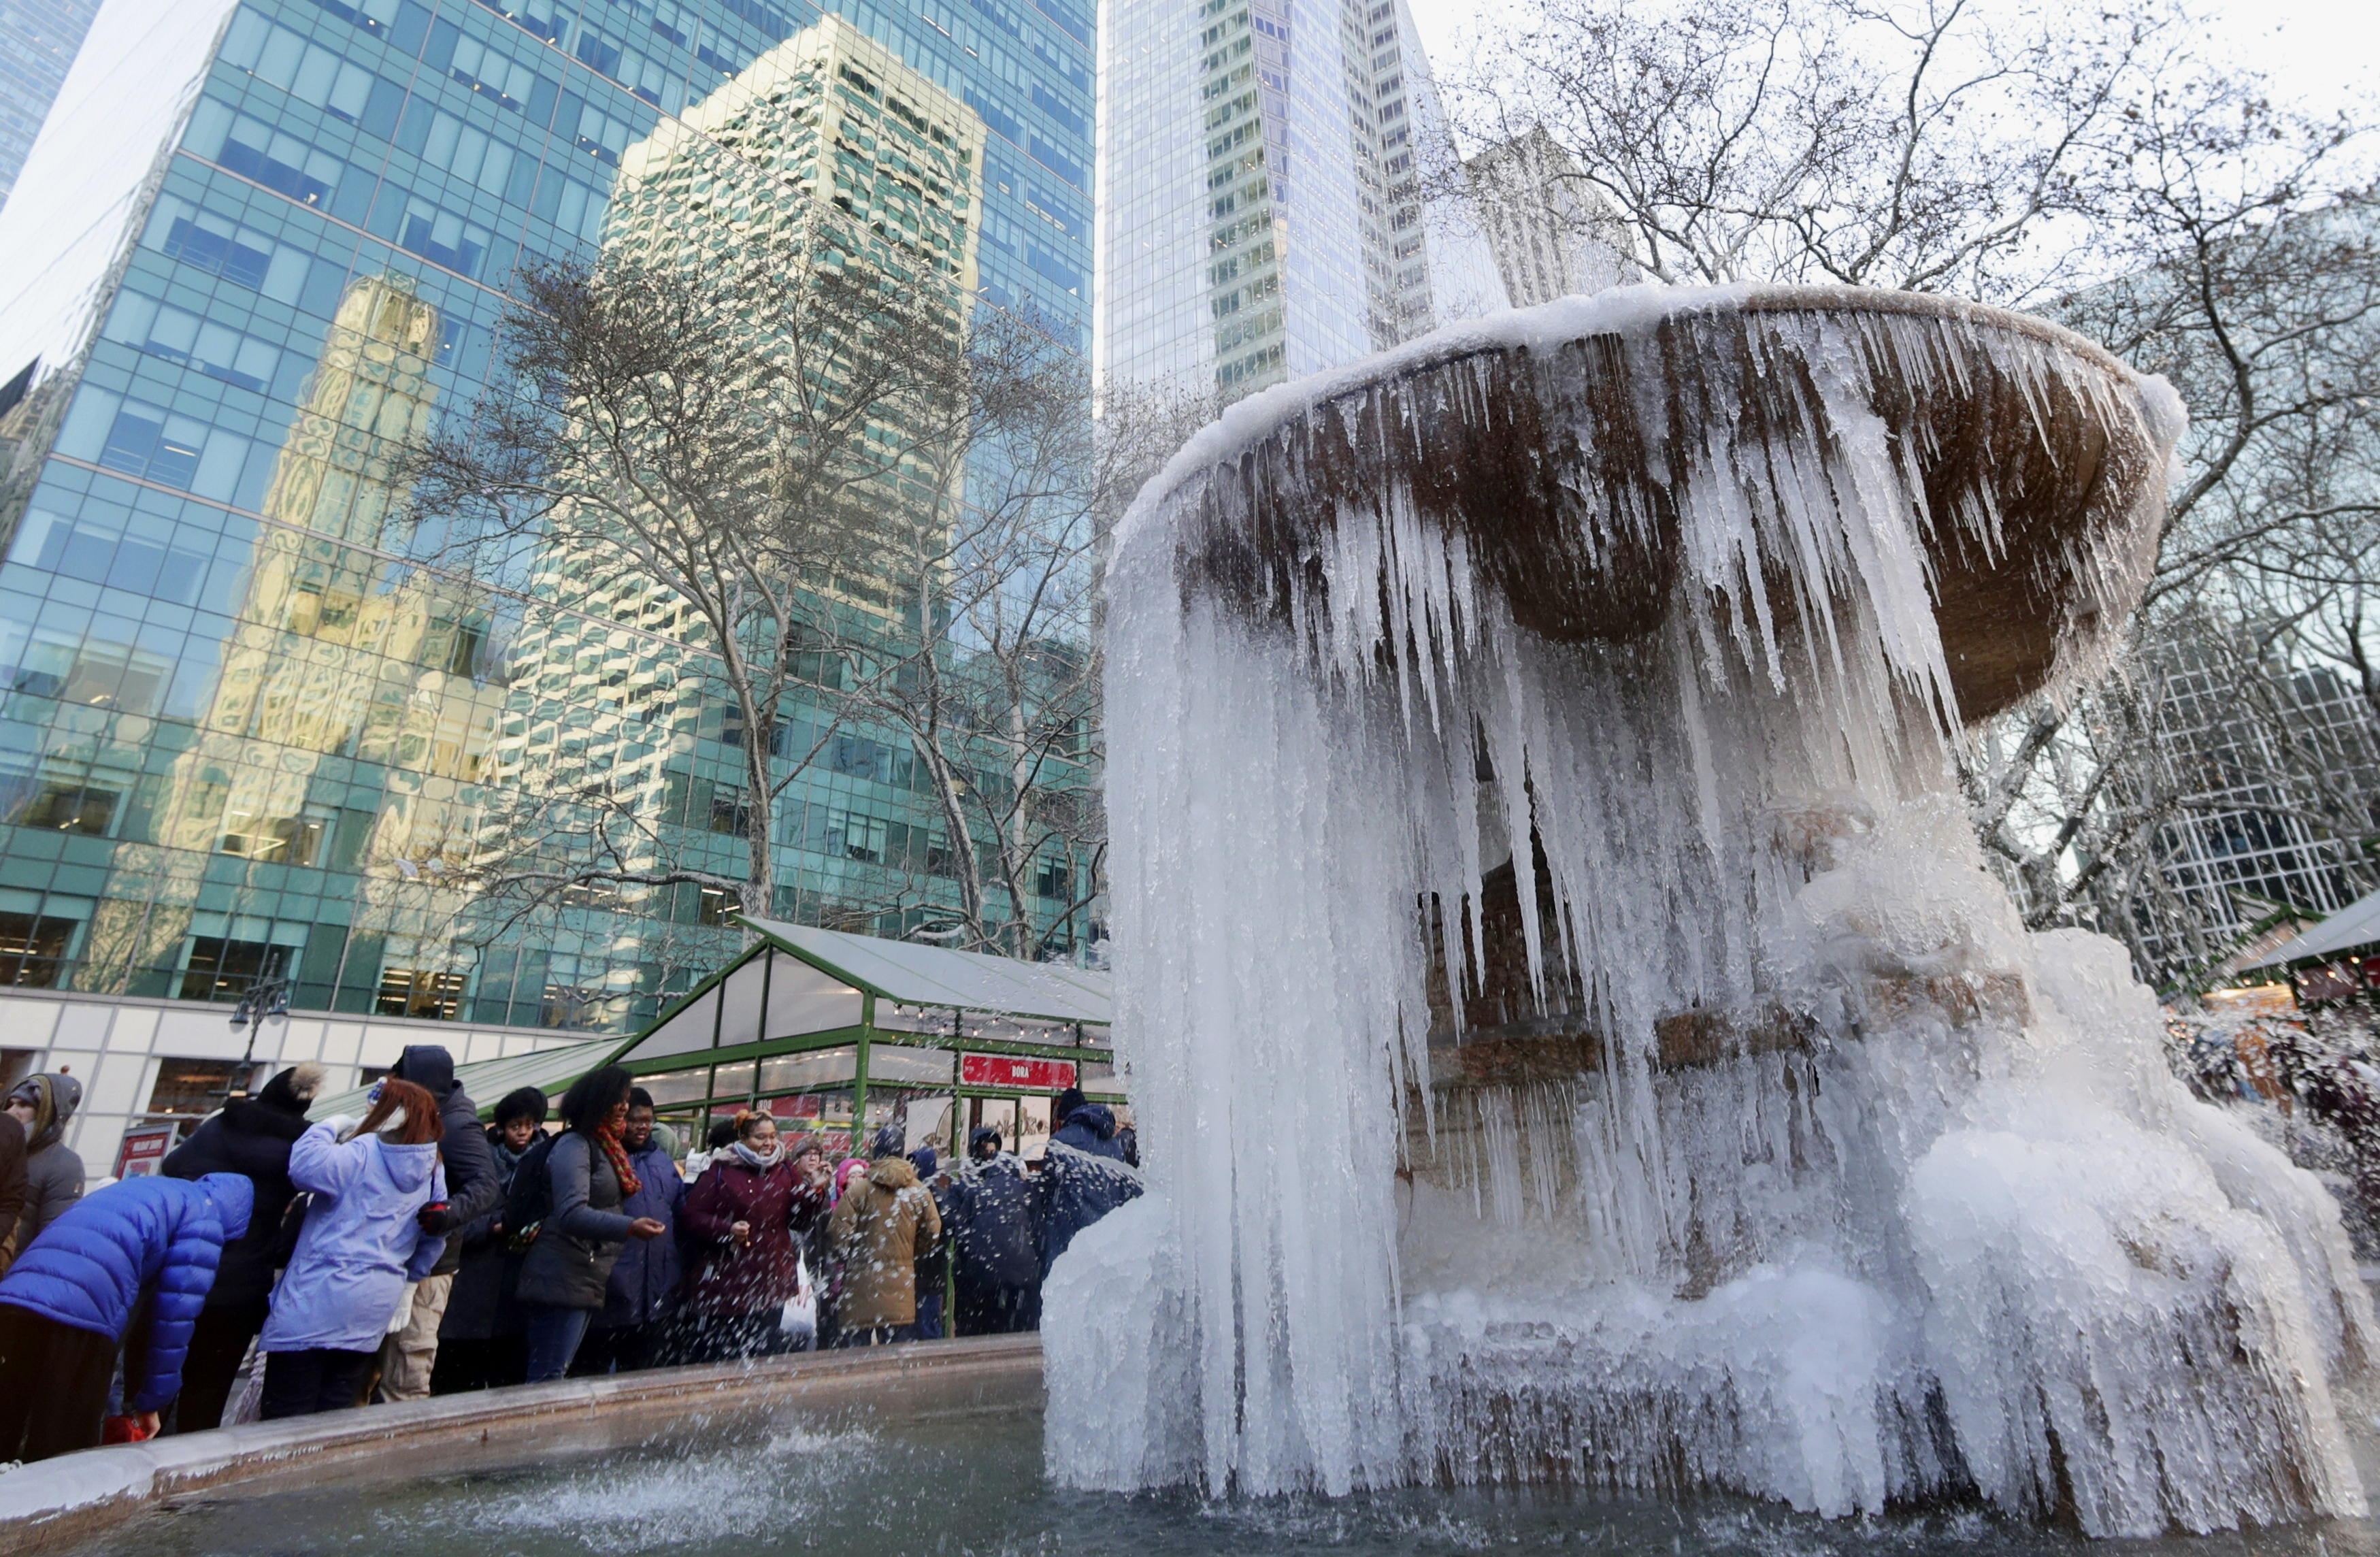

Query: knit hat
left=910, top=1145, right=938, bottom=1179
left=1054, top=1086, right=1087, bottom=1125
left=870, top=1124, right=906, bottom=1160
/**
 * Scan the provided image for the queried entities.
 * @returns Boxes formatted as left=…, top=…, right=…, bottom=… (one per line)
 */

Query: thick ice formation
left=1051, top=285, right=2375, bottom=1537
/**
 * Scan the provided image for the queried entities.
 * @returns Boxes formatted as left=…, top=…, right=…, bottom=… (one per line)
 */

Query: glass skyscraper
left=0, top=0, right=1094, bottom=1174
left=0, top=0, right=103, bottom=209
left=1096, top=0, right=1502, bottom=401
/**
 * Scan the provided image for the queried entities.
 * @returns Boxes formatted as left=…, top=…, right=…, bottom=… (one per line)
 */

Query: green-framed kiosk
left=607, top=916, right=1120, bottom=1161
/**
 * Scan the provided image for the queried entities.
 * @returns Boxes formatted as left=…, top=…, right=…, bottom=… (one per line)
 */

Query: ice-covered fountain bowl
left=1151, top=282, right=2183, bottom=721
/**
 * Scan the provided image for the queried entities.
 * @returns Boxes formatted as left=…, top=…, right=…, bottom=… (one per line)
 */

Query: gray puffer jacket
left=9, top=1074, right=84, bottom=1245
left=513, top=1132, right=634, bottom=1311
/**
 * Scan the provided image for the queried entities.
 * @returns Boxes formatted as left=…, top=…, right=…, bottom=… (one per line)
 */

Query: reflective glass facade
left=0, top=0, right=101, bottom=208
left=1096, top=0, right=1500, bottom=402
left=0, top=0, right=1095, bottom=1036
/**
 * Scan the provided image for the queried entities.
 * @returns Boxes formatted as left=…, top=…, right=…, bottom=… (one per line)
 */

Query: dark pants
left=957, top=1280, right=1040, bottom=1334
left=520, top=1303, right=593, bottom=1383
left=914, top=1290, right=944, bottom=1341
left=259, top=1347, right=375, bottom=1420
left=429, top=1334, right=527, bottom=1394
left=570, top=1322, right=663, bottom=1376
left=0, top=1302, right=117, bottom=1463
left=169, top=1299, right=269, bottom=1435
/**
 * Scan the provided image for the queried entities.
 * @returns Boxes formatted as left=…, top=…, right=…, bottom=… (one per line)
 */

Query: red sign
left=961, top=1054, right=1077, bottom=1092
left=114, top=1125, right=176, bottom=1179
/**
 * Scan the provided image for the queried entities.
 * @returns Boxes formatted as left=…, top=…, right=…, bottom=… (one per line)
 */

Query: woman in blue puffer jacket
left=0, top=1170, right=254, bottom=1462
left=259, top=1077, right=447, bottom=1420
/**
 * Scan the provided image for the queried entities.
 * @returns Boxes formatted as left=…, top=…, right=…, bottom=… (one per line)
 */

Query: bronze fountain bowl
left=1150, top=284, right=2177, bottom=723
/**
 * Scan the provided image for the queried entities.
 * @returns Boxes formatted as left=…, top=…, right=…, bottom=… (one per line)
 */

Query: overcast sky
left=1400, top=0, right=2380, bottom=124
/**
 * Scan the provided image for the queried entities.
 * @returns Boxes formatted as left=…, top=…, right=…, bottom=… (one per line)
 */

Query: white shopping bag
left=779, top=1256, right=817, bottom=1347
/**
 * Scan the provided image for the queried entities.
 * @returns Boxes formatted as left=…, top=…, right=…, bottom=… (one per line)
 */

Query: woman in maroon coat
left=678, top=1113, right=832, bottom=1360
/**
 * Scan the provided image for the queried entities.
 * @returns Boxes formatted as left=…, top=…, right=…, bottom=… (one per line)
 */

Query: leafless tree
left=403, top=240, right=1108, bottom=962
left=1448, top=0, right=2380, bottom=981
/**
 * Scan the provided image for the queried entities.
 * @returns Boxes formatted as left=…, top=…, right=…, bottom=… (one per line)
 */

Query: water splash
left=1051, top=285, right=2374, bottom=1537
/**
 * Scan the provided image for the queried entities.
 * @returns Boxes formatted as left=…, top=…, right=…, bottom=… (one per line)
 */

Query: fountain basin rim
left=1114, top=280, right=2160, bottom=558
left=0, top=1332, right=1044, bottom=1556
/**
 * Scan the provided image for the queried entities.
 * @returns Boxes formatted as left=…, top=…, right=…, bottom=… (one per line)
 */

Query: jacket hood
left=256, top=1062, right=326, bottom=1116
left=1067, top=1102, right=1117, bottom=1139
left=868, top=1156, right=921, bottom=1192
left=375, top=1136, right=444, bottom=1194
left=392, top=1045, right=457, bottom=1097
left=198, top=1172, right=256, bottom=1239
left=8, top=1072, right=80, bottom=1151
left=222, top=1095, right=313, bottom=1143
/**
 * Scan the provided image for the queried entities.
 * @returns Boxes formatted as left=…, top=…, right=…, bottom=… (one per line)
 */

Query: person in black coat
left=379, top=1045, right=502, bottom=1400
left=431, top=1086, right=548, bottom=1395
left=0, top=1110, right=26, bottom=1277
left=159, top=1062, right=325, bottom=1433
left=953, top=1127, right=1042, bottom=1334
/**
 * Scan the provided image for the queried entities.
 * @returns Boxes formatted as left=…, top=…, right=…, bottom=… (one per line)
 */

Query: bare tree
left=1448, top=0, right=2380, bottom=980
left=791, top=304, right=1116, bottom=958
left=404, top=241, right=1108, bottom=962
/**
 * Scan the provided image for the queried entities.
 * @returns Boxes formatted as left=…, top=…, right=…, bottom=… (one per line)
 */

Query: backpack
left=503, top=1131, right=559, bottom=1251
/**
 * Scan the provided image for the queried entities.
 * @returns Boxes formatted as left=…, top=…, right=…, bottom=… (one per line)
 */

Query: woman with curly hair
left=514, top=1066, right=665, bottom=1381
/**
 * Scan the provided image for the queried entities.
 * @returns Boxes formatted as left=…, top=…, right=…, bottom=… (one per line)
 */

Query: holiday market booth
left=608, top=917, right=1119, bottom=1161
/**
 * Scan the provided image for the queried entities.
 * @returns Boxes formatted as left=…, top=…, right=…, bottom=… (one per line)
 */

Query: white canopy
left=2239, top=885, right=2380, bottom=970
left=739, top=915, right=1111, bottom=1025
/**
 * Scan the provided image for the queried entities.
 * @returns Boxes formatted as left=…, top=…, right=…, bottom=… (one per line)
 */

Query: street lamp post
left=225, top=951, right=292, bottom=1102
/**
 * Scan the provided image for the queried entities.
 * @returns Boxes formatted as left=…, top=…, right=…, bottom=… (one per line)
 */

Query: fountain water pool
left=50, top=1405, right=2380, bottom=1557
left=1048, top=283, right=2379, bottom=1537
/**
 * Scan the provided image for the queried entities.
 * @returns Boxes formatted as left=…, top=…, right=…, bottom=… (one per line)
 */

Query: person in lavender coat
left=257, top=1078, right=448, bottom=1419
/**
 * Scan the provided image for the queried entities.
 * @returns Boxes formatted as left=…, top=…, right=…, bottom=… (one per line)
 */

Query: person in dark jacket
left=6, top=1073, right=84, bottom=1245
left=679, top=1112, right=830, bottom=1362
left=433, top=1086, right=548, bottom=1394
left=158, top=1062, right=325, bottom=1433
left=378, top=1045, right=501, bottom=1401
left=1038, top=1089, right=1142, bottom=1277
left=514, top=1066, right=665, bottom=1382
left=0, top=1171, right=253, bottom=1462
left=910, top=1145, right=949, bottom=1340
left=0, top=1109, right=26, bottom=1277
left=953, top=1127, right=1042, bottom=1334
left=574, top=1088, right=685, bottom=1375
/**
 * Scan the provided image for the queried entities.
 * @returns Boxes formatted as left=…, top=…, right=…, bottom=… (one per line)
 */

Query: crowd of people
left=0, top=1049, right=1142, bottom=1465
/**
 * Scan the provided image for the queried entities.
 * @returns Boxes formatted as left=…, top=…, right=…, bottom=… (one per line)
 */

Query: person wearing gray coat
left=512, top=1066, right=662, bottom=1381
left=5, top=1075, right=83, bottom=1247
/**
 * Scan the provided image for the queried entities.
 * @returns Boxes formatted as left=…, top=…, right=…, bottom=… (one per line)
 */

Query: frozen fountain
left=1048, top=284, right=2380, bottom=1537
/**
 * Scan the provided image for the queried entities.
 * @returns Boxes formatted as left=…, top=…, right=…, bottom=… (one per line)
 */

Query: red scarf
left=593, top=1121, right=642, bottom=1198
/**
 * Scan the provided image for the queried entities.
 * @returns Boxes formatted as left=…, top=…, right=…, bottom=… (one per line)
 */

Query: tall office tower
left=1464, top=127, right=1636, bottom=308
left=481, top=16, right=996, bottom=1026
left=0, top=0, right=103, bottom=208
left=0, top=0, right=1092, bottom=1178
left=1099, top=0, right=1502, bottom=403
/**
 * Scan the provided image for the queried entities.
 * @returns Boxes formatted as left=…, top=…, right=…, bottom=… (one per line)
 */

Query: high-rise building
left=1464, top=127, right=1636, bottom=309
left=0, top=0, right=1094, bottom=1178
left=1097, top=0, right=1503, bottom=402
left=0, top=0, right=103, bottom=208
